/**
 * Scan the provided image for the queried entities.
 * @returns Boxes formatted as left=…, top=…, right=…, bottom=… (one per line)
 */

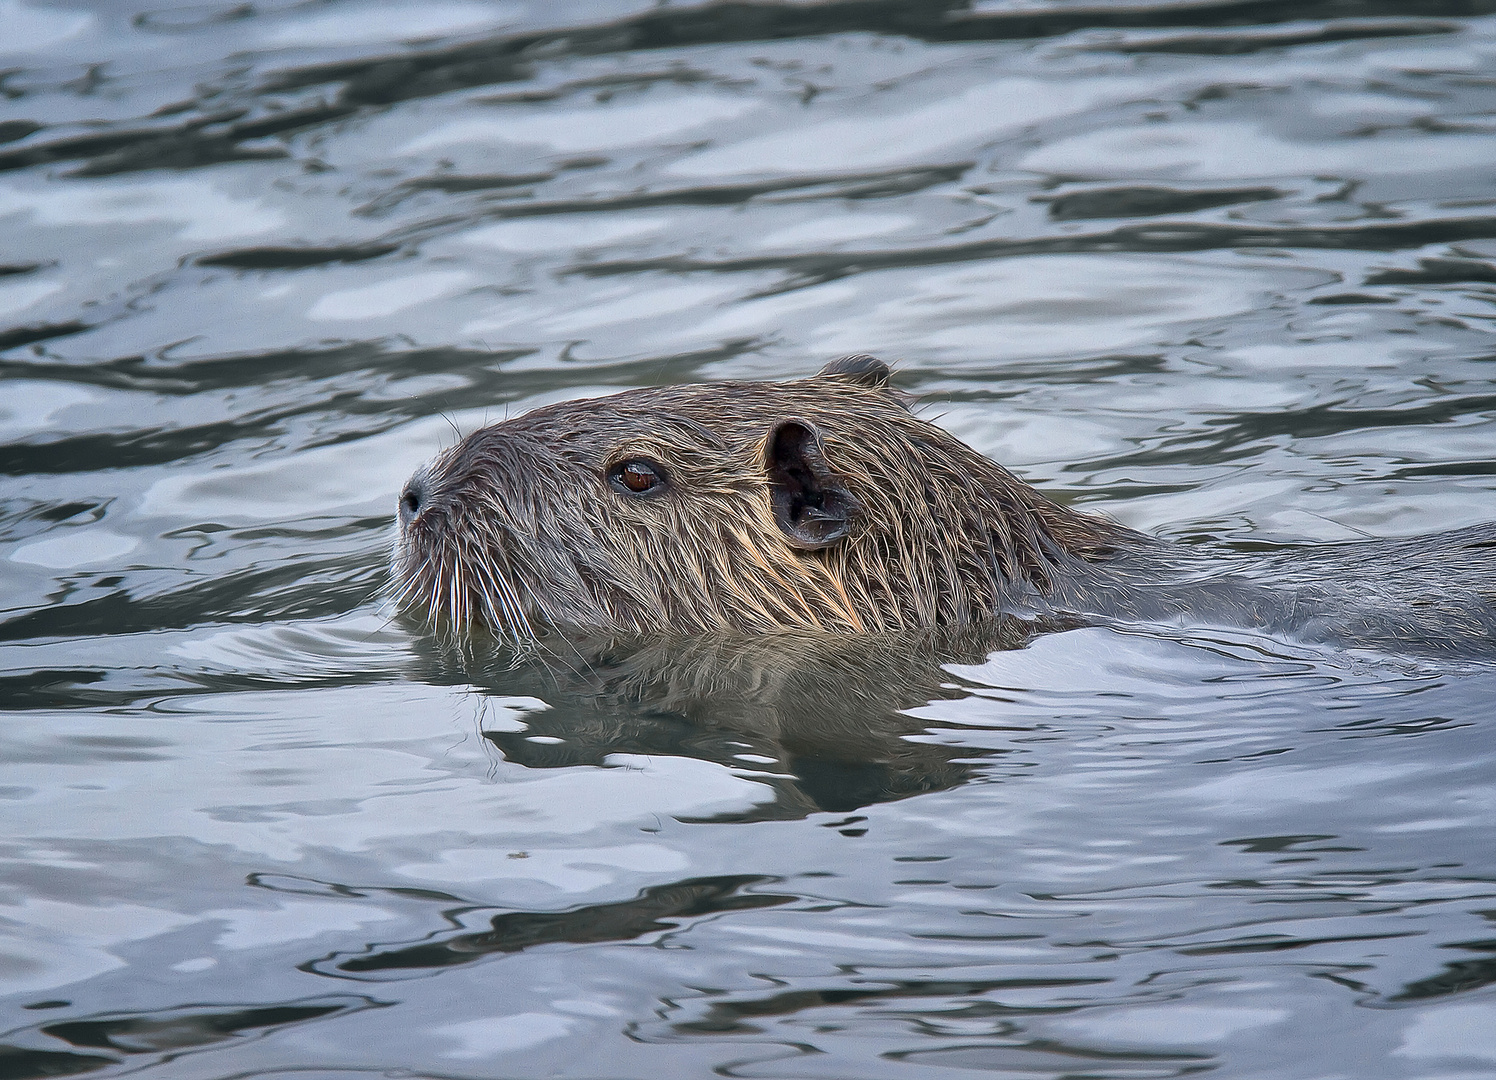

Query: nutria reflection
left=409, top=618, right=1073, bottom=819
left=395, top=356, right=1496, bottom=658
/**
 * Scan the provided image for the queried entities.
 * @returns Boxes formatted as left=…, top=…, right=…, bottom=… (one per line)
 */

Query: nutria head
left=392, top=356, right=1130, bottom=642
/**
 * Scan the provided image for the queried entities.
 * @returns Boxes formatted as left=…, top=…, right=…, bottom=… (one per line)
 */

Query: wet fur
left=393, top=360, right=1496, bottom=657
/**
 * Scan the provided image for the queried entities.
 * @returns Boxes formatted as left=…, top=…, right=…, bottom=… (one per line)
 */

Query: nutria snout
left=393, top=356, right=1496, bottom=657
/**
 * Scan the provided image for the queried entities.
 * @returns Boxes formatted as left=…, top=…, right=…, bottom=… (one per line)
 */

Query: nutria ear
left=765, top=419, right=861, bottom=550
left=817, top=354, right=891, bottom=388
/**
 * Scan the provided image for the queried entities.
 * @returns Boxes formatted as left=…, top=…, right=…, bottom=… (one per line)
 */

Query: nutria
left=393, top=356, right=1496, bottom=657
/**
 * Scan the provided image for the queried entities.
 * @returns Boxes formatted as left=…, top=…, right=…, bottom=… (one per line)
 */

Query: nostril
left=399, top=482, right=424, bottom=524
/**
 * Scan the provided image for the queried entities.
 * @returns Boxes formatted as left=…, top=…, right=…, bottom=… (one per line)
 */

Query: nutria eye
left=608, top=460, right=665, bottom=496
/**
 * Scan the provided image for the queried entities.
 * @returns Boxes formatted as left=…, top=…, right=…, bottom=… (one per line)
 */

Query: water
left=3, top=1, right=1496, bottom=1076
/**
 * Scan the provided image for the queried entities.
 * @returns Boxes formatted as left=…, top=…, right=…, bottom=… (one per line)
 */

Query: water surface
left=3, top=1, right=1496, bottom=1077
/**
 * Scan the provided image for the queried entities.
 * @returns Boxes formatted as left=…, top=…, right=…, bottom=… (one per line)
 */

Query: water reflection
left=412, top=619, right=1076, bottom=820
left=309, top=874, right=796, bottom=978
left=0, top=995, right=385, bottom=1078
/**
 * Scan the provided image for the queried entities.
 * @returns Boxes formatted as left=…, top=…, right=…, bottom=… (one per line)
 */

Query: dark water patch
left=131, top=5, right=259, bottom=33
left=0, top=495, right=111, bottom=540
left=1040, top=185, right=1284, bottom=221
left=785, top=750, right=967, bottom=814
left=1, top=416, right=333, bottom=476
left=671, top=975, right=1112, bottom=1035
left=220, top=103, right=359, bottom=141
left=0, top=127, right=184, bottom=175
left=258, top=1, right=972, bottom=100
left=0, top=323, right=92, bottom=355
left=0, top=997, right=384, bottom=1080
left=1394, top=459, right=1496, bottom=478
left=1058, top=867, right=1470, bottom=898
left=67, top=137, right=287, bottom=179
left=248, top=873, right=466, bottom=904
left=895, top=1040, right=1213, bottom=1075
left=570, top=216, right=1496, bottom=288
left=1, top=343, right=526, bottom=395
left=195, top=243, right=402, bottom=270
left=311, top=875, right=796, bottom=978
left=0, top=121, right=42, bottom=146
left=0, top=670, right=129, bottom=712
left=0, top=668, right=388, bottom=715
left=386, top=163, right=972, bottom=230
left=1392, top=938, right=1496, bottom=1001
left=0, top=1044, right=115, bottom=1079
left=1366, top=255, right=1496, bottom=285
left=399, top=171, right=556, bottom=192
left=1325, top=713, right=1477, bottom=739
left=1306, top=292, right=1399, bottom=303
left=472, top=65, right=729, bottom=106
left=1175, top=930, right=1417, bottom=955
left=40, top=1002, right=356, bottom=1053
left=1079, top=18, right=1461, bottom=55
left=770, top=166, right=977, bottom=202
left=0, top=265, right=40, bottom=279
left=0, top=670, right=107, bottom=711
left=0, top=342, right=758, bottom=430
left=262, top=0, right=1496, bottom=104
left=0, top=556, right=384, bottom=644
left=36, top=502, right=105, bottom=523
left=925, top=353, right=1173, bottom=388
left=1221, top=834, right=1365, bottom=854
left=1097, top=392, right=1496, bottom=469
left=357, top=171, right=556, bottom=216
left=0, top=106, right=354, bottom=176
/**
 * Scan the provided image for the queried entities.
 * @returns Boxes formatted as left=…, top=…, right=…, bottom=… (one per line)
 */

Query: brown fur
left=392, top=358, right=1132, bottom=641
left=393, top=357, right=1496, bottom=656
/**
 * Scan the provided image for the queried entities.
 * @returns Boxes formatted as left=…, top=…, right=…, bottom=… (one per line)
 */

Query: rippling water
left=3, top=1, right=1496, bottom=1076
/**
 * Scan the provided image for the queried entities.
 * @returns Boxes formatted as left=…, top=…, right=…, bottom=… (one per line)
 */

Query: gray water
left=3, top=1, right=1496, bottom=1076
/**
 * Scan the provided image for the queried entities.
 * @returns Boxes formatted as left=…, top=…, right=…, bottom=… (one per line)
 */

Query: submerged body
left=393, top=357, right=1496, bottom=657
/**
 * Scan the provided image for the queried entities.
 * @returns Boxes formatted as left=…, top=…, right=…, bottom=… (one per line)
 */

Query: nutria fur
left=394, top=356, right=1496, bottom=657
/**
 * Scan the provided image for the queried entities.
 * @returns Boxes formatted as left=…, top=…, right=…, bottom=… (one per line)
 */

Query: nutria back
left=393, top=357, right=1496, bottom=657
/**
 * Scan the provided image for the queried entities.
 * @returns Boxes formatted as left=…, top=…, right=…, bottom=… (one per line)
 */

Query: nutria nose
left=399, top=474, right=427, bottom=528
